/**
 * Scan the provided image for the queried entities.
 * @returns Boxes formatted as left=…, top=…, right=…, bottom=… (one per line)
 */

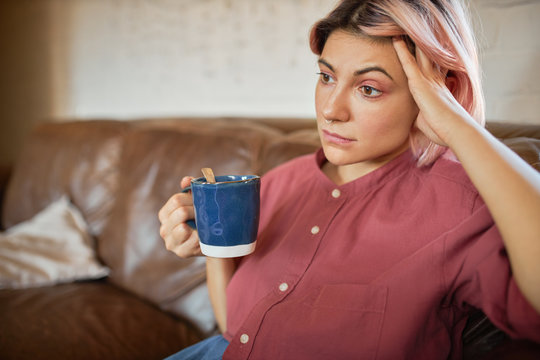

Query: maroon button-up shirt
left=223, top=149, right=540, bottom=359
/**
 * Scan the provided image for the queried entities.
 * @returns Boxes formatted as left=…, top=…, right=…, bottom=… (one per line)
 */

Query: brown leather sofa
left=0, top=118, right=539, bottom=359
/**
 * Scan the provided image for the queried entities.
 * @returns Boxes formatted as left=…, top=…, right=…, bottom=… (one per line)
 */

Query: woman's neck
left=322, top=146, right=409, bottom=186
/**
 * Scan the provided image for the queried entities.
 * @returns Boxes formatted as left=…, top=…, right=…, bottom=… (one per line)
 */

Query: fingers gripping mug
left=182, top=175, right=260, bottom=258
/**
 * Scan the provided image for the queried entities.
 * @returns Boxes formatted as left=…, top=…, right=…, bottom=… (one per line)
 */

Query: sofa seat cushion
left=0, top=280, right=203, bottom=360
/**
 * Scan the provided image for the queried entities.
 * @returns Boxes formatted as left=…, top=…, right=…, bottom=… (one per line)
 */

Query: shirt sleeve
left=443, top=198, right=540, bottom=342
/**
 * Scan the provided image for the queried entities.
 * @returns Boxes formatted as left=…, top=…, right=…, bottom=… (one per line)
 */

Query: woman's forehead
left=320, top=30, right=407, bottom=82
left=322, top=30, right=393, bottom=58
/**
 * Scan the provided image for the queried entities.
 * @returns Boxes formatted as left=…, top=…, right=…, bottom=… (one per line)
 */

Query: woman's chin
left=322, top=146, right=356, bottom=166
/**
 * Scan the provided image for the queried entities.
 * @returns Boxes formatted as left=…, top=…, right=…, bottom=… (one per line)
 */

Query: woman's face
left=315, top=30, right=418, bottom=172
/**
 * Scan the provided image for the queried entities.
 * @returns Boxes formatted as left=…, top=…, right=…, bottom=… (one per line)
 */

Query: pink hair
left=310, top=0, right=485, bottom=166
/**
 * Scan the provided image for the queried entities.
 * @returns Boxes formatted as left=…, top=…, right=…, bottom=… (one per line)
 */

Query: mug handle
left=181, top=186, right=197, bottom=229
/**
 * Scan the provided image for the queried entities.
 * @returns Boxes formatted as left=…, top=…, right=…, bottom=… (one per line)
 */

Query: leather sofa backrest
left=2, top=120, right=129, bottom=236
left=97, top=121, right=283, bottom=331
left=487, top=122, right=540, bottom=171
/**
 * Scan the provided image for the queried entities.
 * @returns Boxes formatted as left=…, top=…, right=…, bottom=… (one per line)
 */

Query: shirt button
left=331, top=189, right=341, bottom=198
left=311, top=226, right=320, bottom=235
left=279, top=282, right=289, bottom=292
left=240, top=333, right=249, bottom=344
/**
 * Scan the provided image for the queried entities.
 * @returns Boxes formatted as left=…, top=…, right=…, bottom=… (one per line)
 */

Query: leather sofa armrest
left=462, top=310, right=509, bottom=359
left=463, top=310, right=540, bottom=360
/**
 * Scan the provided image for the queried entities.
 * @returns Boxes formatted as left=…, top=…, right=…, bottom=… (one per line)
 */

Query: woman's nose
left=322, top=87, right=350, bottom=123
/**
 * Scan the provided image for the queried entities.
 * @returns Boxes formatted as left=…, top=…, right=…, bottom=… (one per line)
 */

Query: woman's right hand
left=158, top=176, right=202, bottom=258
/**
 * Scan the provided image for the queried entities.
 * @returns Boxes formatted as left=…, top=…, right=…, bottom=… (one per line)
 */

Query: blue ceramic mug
left=182, top=175, right=260, bottom=258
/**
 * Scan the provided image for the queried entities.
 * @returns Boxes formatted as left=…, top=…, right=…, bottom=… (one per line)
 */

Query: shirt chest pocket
left=297, top=283, right=388, bottom=360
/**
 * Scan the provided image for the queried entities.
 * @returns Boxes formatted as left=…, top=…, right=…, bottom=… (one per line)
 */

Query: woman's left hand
left=392, top=36, right=473, bottom=148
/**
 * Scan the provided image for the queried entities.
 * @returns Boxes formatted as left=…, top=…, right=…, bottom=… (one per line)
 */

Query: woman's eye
left=360, top=86, right=382, bottom=97
left=317, top=72, right=333, bottom=84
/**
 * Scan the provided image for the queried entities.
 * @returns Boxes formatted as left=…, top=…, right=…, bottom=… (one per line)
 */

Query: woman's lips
left=322, top=129, right=356, bottom=145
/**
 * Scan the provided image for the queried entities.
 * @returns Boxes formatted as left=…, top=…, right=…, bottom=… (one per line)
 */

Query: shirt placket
left=224, top=186, right=347, bottom=359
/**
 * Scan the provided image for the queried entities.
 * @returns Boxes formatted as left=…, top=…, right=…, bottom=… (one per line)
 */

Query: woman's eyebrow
left=354, top=66, right=394, bottom=81
left=318, top=58, right=394, bottom=81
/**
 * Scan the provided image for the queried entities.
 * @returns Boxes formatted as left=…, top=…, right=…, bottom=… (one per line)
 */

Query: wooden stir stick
left=201, top=167, right=216, bottom=184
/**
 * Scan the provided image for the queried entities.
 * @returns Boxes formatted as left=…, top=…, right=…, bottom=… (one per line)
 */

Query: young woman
left=158, top=0, right=540, bottom=358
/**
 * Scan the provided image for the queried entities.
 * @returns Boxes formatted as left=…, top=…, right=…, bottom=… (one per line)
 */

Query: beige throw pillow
left=0, top=196, right=109, bottom=289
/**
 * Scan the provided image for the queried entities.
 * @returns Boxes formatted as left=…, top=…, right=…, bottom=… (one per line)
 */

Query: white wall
left=57, top=0, right=337, bottom=119
left=50, top=0, right=540, bottom=123
left=471, top=0, right=540, bottom=123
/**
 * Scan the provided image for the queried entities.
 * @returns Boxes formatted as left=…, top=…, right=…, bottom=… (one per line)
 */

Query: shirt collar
left=313, top=147, right=419, bottom=195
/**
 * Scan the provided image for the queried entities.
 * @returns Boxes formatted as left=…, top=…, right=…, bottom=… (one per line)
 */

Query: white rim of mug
left=200, top=241, right=257, bottom=258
